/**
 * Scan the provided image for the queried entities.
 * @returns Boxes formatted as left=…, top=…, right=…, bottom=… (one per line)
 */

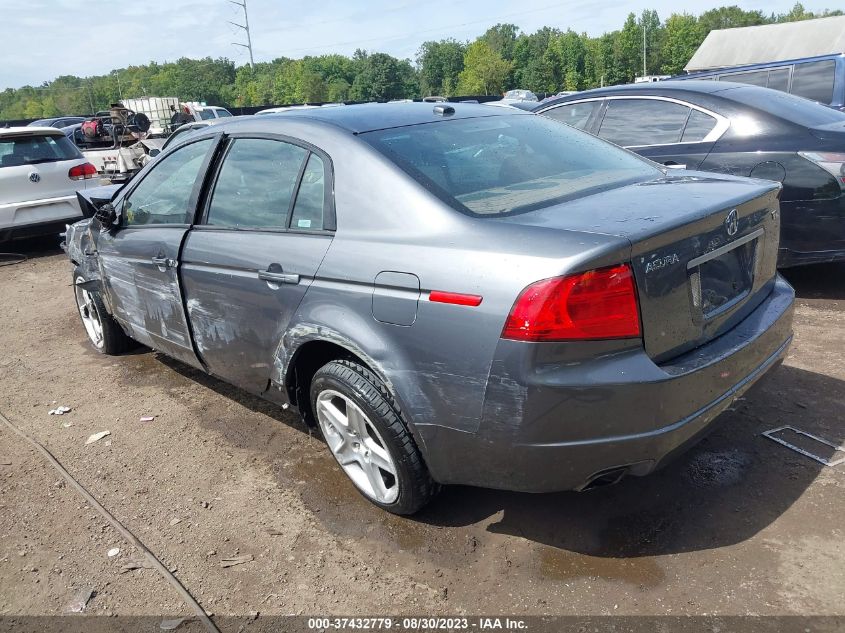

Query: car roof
left=0, top=126, right=64, bottom=137
left=539, top=79, right=749, bottom=103
left=255, top=101, right=528, bottom=133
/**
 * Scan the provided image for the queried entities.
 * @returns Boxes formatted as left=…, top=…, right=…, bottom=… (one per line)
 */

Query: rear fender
left=273, top=313, right=432, bottom=455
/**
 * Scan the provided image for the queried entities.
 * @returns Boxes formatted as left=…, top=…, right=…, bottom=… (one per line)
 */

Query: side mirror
left=94, top=202, right=118, bottom=227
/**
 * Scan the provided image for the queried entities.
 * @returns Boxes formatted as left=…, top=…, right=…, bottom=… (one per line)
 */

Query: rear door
left=595, top=97, right=724, bottom=169
left=96, top=136, right=219, bottom=366
left=180, top=135, right=334, bottom=394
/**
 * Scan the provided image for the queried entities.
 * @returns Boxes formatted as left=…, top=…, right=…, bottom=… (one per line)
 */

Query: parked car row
left=64, top=102, right=794, bottom=515
left=6, top=82, right=845, bottom=273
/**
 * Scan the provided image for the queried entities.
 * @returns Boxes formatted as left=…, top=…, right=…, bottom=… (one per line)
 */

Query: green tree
left=456, top=41, right=512, bottom=95
left=698, top=5, right=767, bottom=32
left=417, top=39, right=466, bottom=96
left=662, top=13, right=704, bottom=75
left=480, top=24, right=520, bottom=60
left=513, top=28, right=559, bottom=92
left=349, top=52, right=413, bottom=101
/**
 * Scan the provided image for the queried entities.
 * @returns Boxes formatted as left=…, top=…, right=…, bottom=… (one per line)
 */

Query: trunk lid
left=496, top=172, right=782, bottom=362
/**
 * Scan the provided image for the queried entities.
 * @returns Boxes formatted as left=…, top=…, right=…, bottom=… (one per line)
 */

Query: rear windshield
left=0, top=133, right=81, bottom=168
left=362, top=114, right=658, bottom=217
left=727, top=85, right=845, bottom=128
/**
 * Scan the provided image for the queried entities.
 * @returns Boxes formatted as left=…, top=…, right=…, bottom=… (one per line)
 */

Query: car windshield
left=362, top=114, right=659, bottom=217
left=0, top=133, right=81, bottom=167
left=197, top=109, right=216, bottom=120
left=728, top=86, right=845, bottom=128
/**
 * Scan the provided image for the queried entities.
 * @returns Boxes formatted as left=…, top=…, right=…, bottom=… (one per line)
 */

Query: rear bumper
left=419, top=275, right=795, bottom=492
left=778, top=196, right=845, bottom=267
left=0, top=194, right=83, bottom=238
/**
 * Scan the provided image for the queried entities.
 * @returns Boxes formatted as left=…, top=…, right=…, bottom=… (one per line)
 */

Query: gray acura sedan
left=65, top=103, right=794, bottom=514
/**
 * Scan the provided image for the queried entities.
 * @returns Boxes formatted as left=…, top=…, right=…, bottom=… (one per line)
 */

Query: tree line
left=2, top=3, right=841, bottom=120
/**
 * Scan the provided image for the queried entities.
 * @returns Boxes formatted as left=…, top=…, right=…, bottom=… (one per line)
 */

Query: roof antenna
left=433, top=105, right=455, bottom=116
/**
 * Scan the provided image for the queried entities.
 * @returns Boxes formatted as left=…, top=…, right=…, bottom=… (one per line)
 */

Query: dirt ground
left=0, top=237, right=843, bottom=624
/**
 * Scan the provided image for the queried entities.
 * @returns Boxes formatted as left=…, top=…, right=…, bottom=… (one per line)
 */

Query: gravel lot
left=1, top=237, right=843, bottom=623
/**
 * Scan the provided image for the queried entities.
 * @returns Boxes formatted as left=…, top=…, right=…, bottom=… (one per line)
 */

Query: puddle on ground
left=538, top=546, right=664, bottom=588
left=290, top=451, right=432, bottom=553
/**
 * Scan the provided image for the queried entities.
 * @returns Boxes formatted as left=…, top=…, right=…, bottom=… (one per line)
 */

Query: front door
left=97, top=137, right=217, bottom=367
left=180, top=136, right=334, bottom=393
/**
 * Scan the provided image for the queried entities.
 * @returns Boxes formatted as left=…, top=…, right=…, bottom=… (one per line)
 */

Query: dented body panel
left=64, top=103, right=795, bottom=493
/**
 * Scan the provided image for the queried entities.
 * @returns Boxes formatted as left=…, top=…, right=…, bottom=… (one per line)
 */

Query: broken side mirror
left=94, top=202, right=118, bottom=227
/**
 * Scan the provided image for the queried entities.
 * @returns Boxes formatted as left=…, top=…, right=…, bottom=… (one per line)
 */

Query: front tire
left=310, top=360, right=438, bottom=515
left=73, top=267, right=132, bottom=355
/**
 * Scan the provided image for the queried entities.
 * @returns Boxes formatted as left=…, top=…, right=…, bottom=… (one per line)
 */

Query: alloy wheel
left=315, top=389, right=400, bottom=504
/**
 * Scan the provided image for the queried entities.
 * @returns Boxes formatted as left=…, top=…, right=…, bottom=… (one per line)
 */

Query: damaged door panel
left=96, top=137, right=218, bottom=367
left=180, top=137, right=334, bottom=393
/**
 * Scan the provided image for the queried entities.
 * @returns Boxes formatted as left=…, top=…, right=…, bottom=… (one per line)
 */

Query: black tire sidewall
left=72, top=267, right=131, bottom=355
left=310, top=363, right=426, bottom=514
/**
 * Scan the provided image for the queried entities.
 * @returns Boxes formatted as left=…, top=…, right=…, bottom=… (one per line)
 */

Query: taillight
left=502, top=264, right=641, bottom=341
left=798, top=151, right=845, bottom=187
left=68, top=163, right=98, bottom=181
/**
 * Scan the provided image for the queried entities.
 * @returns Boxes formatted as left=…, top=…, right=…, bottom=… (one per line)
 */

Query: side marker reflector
left=429, top=290, right=483, bottom=307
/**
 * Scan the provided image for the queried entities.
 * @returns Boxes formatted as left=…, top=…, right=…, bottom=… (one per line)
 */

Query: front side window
left=543, top=101, right=600, bottom=130
left=791, top=60, right=836, bottom=104
left=206, top=138, right=308, bottom=229
left=362, top=114, right=658, bottom=217
left=123, top=139, right=212, bottom=226
left=598, top=99, right=691, bottom=147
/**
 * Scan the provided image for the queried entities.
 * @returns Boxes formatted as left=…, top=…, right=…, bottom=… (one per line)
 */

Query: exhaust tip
left=577, top=466, right=629, bottom=492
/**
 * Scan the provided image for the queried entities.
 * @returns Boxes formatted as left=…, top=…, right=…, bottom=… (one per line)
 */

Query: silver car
left=65, top=103, right=794, bottom=514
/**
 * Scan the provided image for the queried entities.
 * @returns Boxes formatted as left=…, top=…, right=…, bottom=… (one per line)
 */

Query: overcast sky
left=1, top=0, right=837, bottom=89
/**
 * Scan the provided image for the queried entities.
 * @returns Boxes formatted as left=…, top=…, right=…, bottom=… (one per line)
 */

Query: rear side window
left=791, top=60, right=836, bottom=104
left=722, top=70, right=768, bottom=87
left=290, top=154, right=326, bottom=230
left=767, top=68, right=790, bottom=92
left=681, top=110, right=718, bottom=142
left=206, top=138, right=308, bottom=229
left=362, top=114, right=658, bottom=217
left=598, top=99, right=690, bottom=146
left=0, top=133, right=81, bottom=168
left=543, top=101, right=600, bottom=130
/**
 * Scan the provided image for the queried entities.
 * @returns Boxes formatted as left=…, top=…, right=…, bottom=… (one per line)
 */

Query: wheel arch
left=279, top=327, right=431, bottom=459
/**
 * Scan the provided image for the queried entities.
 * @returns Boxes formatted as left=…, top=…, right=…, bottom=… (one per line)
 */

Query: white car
left=0, top=127, right=97, bottom=240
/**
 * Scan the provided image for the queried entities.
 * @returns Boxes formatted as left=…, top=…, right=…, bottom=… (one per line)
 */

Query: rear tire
left=310, top=359, right=438, bottom=515
left=73, top=266, right=132, bottom=355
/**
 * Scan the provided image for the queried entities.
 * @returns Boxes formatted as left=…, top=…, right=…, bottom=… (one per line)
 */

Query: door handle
left=151, top=256, right=175, bottom=268
left=258, top=270, right=300, bottom=285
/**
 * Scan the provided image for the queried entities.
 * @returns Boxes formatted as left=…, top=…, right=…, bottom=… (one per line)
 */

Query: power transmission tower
left=228, top=0, right=255, bottom=68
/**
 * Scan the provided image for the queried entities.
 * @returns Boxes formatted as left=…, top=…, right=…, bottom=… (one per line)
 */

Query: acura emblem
left=725, top=209, right=738, bottom=236
left=29, top=172, right=40, bottom=183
